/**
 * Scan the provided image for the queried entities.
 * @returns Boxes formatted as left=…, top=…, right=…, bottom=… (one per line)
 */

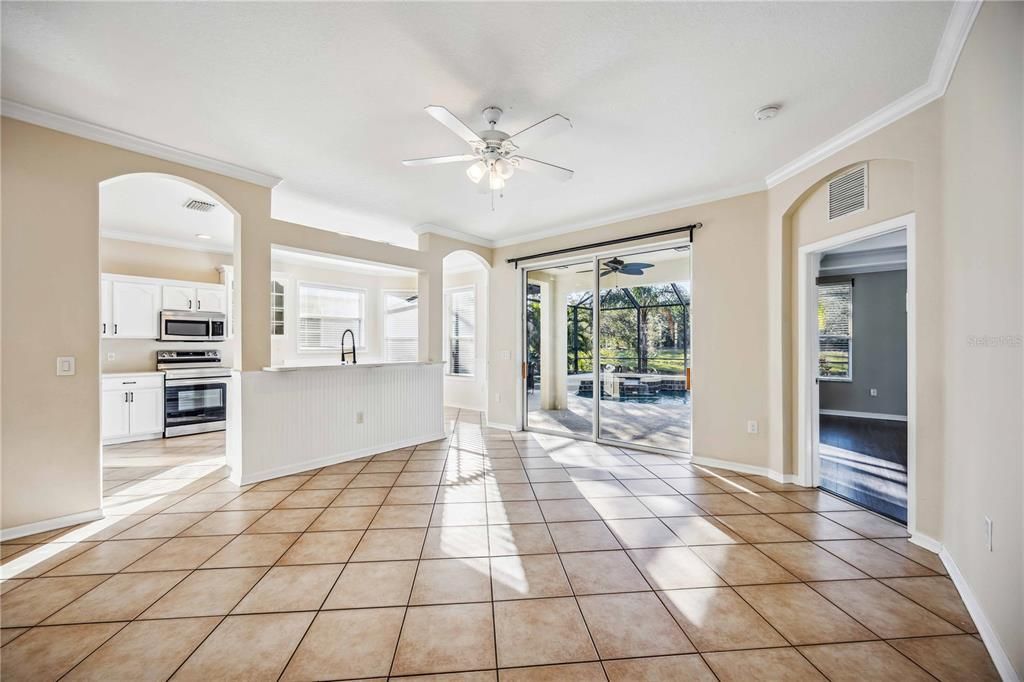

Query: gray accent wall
left=819, top=269, right=907, bottom=416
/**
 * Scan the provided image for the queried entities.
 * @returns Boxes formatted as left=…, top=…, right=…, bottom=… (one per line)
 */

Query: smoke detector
left=754, top=104, right=781, bottom=121
left=183, top=198, right=217, bottom=212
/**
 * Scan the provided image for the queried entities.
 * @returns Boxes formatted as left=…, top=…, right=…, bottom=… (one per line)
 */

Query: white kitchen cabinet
left=101, top=278, right=113, bottom=337
left=102, top=374, right=165, bottom=443
left=162, top=285, right=195, bottom=311
left=111, top=281, right=160, bottom=338
left=196, top=286, right=226, bottom=313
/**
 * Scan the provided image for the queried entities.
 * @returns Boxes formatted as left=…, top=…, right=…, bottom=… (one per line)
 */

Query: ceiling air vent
left=828, top=164, right=868, bottom=221
left=183, top=198, right=217, bottom=212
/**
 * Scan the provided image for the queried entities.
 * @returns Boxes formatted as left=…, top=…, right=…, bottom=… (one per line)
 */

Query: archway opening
left=442, top=250, right=490, bottom=422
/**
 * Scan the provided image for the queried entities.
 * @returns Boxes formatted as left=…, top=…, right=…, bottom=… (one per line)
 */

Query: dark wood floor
left=818, top=415, right=908, bottom=523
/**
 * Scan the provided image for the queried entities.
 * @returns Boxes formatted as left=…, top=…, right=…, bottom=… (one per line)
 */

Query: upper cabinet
left=101, top=274, right=226, bottom=340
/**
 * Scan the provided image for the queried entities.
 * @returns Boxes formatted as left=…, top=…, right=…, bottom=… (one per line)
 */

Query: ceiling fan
left=401, top=105, right=574, bottom=193
left=578, top=257, right=655, bottom=277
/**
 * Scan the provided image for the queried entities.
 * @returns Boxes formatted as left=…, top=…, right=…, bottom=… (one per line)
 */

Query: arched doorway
left=441, top=250, right=490, bottom=421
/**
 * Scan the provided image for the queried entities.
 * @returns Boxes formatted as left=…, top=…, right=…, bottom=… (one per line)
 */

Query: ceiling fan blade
left=577, top=269, right=594, bottom=274
left=600, top=270, right=615, bottom=277
left=618, top=267, right=648, bottom=276
left=513, top=156, right=574, bottom=182
left=629, top=263, right=654, bottom=269
left=402, top=154, right=477, bottom=166
left=508, top=114, right=572, bottom=149
left=424, top=105, right=483, bottom=146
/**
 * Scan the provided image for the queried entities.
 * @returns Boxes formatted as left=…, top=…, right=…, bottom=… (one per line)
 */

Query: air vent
left=183, top=198, right=217, bottom=212
left=828, top=164, right=867, bottom=221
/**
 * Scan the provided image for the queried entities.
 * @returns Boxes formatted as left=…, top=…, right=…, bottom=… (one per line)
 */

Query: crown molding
left=765, top=1, right=981, bottom=188
left=411, top=223, right=495, bottom=248
left=102, top=229, right=234, bottom=255
left=2, top=99, right=282, bottom=188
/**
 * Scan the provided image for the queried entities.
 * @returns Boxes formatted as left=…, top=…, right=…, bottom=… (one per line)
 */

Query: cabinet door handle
left=188, top=299, right=192, bottom=309
left=130, top=391, right=134, bottom=403
left=197, top=299, right=201, bottom=310
left=113, top=324, right=118, bottom=335
left=124, top=392, right=129, bottom=403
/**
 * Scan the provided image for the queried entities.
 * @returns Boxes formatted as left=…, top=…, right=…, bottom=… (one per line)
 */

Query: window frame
left=270, top=272, right=288, bottom=338
left=817, top=280, right=853, bottom=382
left=296, top=280, right=367, bottom=353
left=382, top=289, right=419, bottom=363
left=444, top=284, right=476, bottom=378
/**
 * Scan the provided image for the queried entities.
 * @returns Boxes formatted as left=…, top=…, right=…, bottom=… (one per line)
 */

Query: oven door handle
left=165, top=377, right=230, bottom=387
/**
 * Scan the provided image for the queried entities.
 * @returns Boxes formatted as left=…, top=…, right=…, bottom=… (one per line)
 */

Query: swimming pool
left=576, top=388, right=691, bottom=405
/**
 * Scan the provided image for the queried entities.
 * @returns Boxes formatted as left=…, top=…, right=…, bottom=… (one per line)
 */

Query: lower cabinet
left=102, top=375, right=165, bottom=443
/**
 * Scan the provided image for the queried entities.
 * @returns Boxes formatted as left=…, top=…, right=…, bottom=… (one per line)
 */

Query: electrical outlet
left=869, top=388, right=878, bottom=397
left=500, top=350, right=511, bottom=361
left=56, top=356, right=76, bottom=376
left=107, top=352, right=116, bottom=362
left=355, top=411, right=364, bottom=425
left=985, top=516, right=993, bottom=551
left=746, top=420, right=759, bottom=434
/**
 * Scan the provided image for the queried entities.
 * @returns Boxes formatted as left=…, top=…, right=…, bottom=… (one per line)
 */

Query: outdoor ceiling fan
left=401, top=105, right=574, bottom=194
left=579, top=257, right=655, bottom=278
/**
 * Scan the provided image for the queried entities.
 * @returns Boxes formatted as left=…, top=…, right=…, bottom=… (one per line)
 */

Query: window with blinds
left=384, top=291, right=418, bottom=362
left=270, top=277, right=286, bottom=336
left=298, top=283, right=364, bottom=351
left=446, top=287, right=475, bottom=376
left=818, top=281, right=853, bottom=380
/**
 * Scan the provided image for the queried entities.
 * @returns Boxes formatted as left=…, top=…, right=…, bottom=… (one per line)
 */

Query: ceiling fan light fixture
left=466, top=160, right=488, bottom=183
left=494, top=158, right=514, bottom=180
left=488, top=170, right=506, bottom=191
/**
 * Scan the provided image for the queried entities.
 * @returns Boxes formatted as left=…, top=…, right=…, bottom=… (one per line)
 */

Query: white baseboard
left=485, top=421, right=520, bottom=432
left=940, top=547, right=1021, bottom=682
left=689, top=456, right=798, bottom=484
left=0, top=508, right=105, bottom=542
left=232, top=432, right=447, bottom=486
left=909, top=531, right=943, bottom=554
left=819, top=409, right=908, bottom=422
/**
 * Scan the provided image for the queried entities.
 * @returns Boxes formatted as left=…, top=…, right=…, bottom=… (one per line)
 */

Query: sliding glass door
left=523, top=244, right=692, bottom=454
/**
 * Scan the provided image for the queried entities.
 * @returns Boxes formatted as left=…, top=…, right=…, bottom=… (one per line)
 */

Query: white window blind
left=384, top=291, right=418, bottom=362
left=270, top=278, right=285, bottom=336
left=298, top=283, right=364, bottom=351
left=818, top=281, right=852, bottom=380
left=446, top=287, right=475, bottom=376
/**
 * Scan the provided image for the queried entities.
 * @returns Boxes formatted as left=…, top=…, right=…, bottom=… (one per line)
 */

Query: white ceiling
left=271, top=246, right=419, bottom=277
left=3, top=2, right=952, bottom=247
left=826, top=229, right=907, bottom=255
left=100, top=174, right=234, bottom=252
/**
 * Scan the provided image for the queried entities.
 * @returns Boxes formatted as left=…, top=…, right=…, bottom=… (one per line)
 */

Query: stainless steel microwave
left=159, top=310, right=226, bottom=342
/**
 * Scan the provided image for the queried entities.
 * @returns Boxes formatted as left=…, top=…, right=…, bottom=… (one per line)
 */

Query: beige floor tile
left=384, top=486, right=440, bottom=505
left=729, top=492, right=809, bottom=514
left=411, top=557, right=491, bottom=605
left=754, top=542, right=868, bottom=581
left=64, top=617, right=219, bottom=681
left=735, top=583, right=875, bottom=645
left=546, top=521, right=621, bottom=552
left=44, top=539, right=165, bottom=576
left=351, top=472, right=400, bottom=488
left=44, top=571, right=189, bottom=624
left=889, top=634, right=1001, bottom=681
left=422, top=525, right=489, bottom=559
left=370, top=504, right=433, bottom=528
left=311, top=505, right=380, bottom=531
left=578, top=591, right=693, bottom=658
left=798, top=641, right=935, bottom=681
left=218, top=490, right=290, bottom=511
left=233, top=564, right=343, bottom=613
left=560, top=550, right=650, bottom=594
left=276, top=488, right=342, bottom=509
left=282, top=607, right=405, bottom=679
left=490, top=554, right=573, bottom=601
left=488, top=523, right=556, bottom=556
left=141, top=567, right=266, bottom=618
left=493, top=597, right=597, bottom=667
left=392, top=603, right=496, bottom=675
left=715, top=514, right=805, bottom=543
left=201, top=532, right=298, bottom=568
left=280, top=530, right=363, bottom=564
left=396, top=471, right=444, bottom=486
left=779, top=490, right=860, bottom=512
left=334, top=487, right=393, bottom=506
left=250, top=474, right=313, bottom=491
left=179, top=510, right=264, bottom=536
left=323, top=560, right=418, bottom=609
left=636, top=495, right=704, bottom=517
left=113, top=512, right=210, bottom=540
left=348, top=528, right=426, bottom=562
left=604, top=518, right=682, bottom=548
left=666, top=478, right=728, bottom=494
left=874, top=538, right=947, bottom=573
left=174, top=612, right=314, bottom=681
left=0, top=622, right=125, bottom=680
left=124, top=536, right=231, bottom=571
left=821, top=510, right=910, bottom=538
left=500, top=662, right=605, bottom=681
left=1, top=575, right=109, bottom=627
left=659, top=587, right=787, bottom=651
left=685, top=494, right=759, bottom=516
left=690, top=545, right=799, bottom=585
left=621, top=478, right=677, bottom=496
left=163, top=492, right=239, bottom=513
left=603, top=654, right=717, bottom=681
left=319, top=461, right=367, bottom=475
left=661, top=516, right=743, bottom=545
left=770, top=512, right=862, bottom=540
left=704, top=647, right=827, bottom=681
left=627, top=547, right=726, bottom=589
left=809, top=580, right=962, bottom=638
left=244, top=508, right=321, bottom=533
left=880, top=576, right=975, bottom=631
left=431, top=502, right=489, bottom=526
left=439, top=484, right=488, bottom=503
left=537, top=499, right=600, bottom=522
left=300, top=473, right=354, bottom=490
left=816, top=539, right=936, bottom=577
left=486, top=501, right=544, bottom=524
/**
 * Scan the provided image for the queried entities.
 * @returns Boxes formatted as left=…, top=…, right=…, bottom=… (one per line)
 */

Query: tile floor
left=0, top=409, right=1000, bottom=681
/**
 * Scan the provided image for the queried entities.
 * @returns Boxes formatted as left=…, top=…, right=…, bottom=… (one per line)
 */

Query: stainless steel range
left=157, top=350, right=231, bottom=437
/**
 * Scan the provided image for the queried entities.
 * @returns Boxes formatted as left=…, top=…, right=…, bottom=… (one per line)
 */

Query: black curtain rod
left=506, top=222, right=702, bottom=268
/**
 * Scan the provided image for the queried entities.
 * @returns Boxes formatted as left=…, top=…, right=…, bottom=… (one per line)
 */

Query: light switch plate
left=57, top=356, right=76, bottom=376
